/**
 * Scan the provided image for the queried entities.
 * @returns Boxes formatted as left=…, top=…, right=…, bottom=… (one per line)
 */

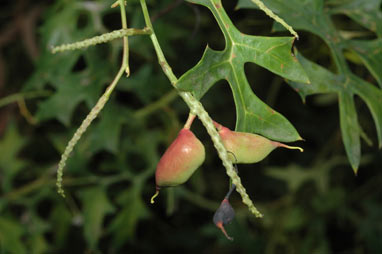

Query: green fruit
left=213, top=121, right=303, bottom=164
left=151, top=128, right=205, bottom=203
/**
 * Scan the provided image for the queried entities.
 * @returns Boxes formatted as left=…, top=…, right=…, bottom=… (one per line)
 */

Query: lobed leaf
left=238, top=0, right=382, bottom=171
left=328, top=0, right=382, bottom=37
left=346, top=39, right=382, bottom=88
left=178, top=0, right=309, bottom=142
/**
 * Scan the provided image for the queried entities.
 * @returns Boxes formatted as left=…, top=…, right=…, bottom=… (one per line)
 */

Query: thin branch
left=0, top=90, right=52, bottom=108
left=134, top=89, right=178, bottom=118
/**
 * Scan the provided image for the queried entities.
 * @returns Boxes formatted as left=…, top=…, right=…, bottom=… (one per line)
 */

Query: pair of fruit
left=151, top=120, right=303, bottom=203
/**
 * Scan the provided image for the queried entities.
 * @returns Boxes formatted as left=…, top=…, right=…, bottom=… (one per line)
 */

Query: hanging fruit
left=151, top=115, right=205, bottom=203
left=213, top=121, right=303, bottom=164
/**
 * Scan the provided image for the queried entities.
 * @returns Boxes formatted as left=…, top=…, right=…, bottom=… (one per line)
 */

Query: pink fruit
left=213, top=121, right=303, bottom=164
left=151, top=128, right=205, bottom=203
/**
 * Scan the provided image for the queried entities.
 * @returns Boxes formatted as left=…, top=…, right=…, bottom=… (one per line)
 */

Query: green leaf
left=36, top=50, right=112, bottom=126
left=28, top=235, right=49, bottom=254
left=346, top=39, right=382, bottom=88
left=237, top=0, right=382, bottom=171
left=265, top=162, right=330, bottom=193
left=338, top=92, right=360, bottom=173
left=0, top=217, right=26, bottom=254
left=50, top=203, right=72, bottom=248
left=237, top=0, right=330, bottom=39
left=178, top=0, right=309, bottom=142
left=25, top=0, right=115, bottom=126
left=107, top=186, right=150, bottom=249
left=88, top=101, right=133, bottom=154
left=283, top=207, right=307, bottom=231
left=328, top=0, right=382, bottom=37
left=288, top=54, right=382, bottom=171
left=79, top=186, right=115, bottom=248
left=117, top=65, right=169, bottom=104
left=0, top=123, right=28, bottom=192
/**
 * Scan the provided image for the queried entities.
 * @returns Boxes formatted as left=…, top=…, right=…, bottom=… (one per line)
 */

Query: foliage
left=0, top=0, right=381, bottom=253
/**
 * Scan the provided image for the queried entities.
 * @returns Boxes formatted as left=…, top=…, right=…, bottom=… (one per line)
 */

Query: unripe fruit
left=213, top=121, right=303, bottom=163
left=151, top=128, right=205, bottom=203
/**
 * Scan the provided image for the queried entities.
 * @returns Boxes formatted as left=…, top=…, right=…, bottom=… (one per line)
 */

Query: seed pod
left=151, top=128, right=205, bottom=203
left=213, top=121, right=303, bottom=164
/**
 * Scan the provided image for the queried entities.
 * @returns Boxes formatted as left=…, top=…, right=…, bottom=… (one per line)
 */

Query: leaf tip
left=297, top=135, right=305, bottom=141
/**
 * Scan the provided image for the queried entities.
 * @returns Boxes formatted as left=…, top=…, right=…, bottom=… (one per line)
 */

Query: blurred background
left=0, top=0, right=381, bottom=253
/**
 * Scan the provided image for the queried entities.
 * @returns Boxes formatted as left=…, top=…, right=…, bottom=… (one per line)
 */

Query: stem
left=5, top=170, right=132, bottom=201
left=17, top=99, right=36, bottom=125
left=56, top=0, right=131, bottom=197
left=134, top=89, right=178, bottom=118
left=183, top=113, right=196, bottom=129
left=0, top=90, right=51, bottom=108
left=139, top=0, right=262, bottom=217
left=119, top=0, right=130, bottom=75
left=178, top=187, right=220, bottom=211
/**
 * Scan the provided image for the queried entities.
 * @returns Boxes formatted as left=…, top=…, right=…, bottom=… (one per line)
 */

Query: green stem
left=0, top=90, right=52, bottom=108
left=178, top=187, right=220, bottom=211
left=139, top=0, right=262, bottom=217
left=5, top=170, right=133, bottom=201
left=134, top=89, right=178, bottom=118
left=183, top=113, right=196, bottom=129
left=119, top=0, right=130, bottom=75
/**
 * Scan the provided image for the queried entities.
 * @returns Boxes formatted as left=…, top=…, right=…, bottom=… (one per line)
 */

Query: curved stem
left=139, top=0, right=262, bottom=217
left=0, top=90, right=51, bottom=108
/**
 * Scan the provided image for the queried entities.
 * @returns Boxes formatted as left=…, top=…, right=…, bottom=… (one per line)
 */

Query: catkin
left=56, top=83, right=112, bottom=197
left=251, top=0, right=298, bottom=39
left=51, top=28, right=151, bottom=53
